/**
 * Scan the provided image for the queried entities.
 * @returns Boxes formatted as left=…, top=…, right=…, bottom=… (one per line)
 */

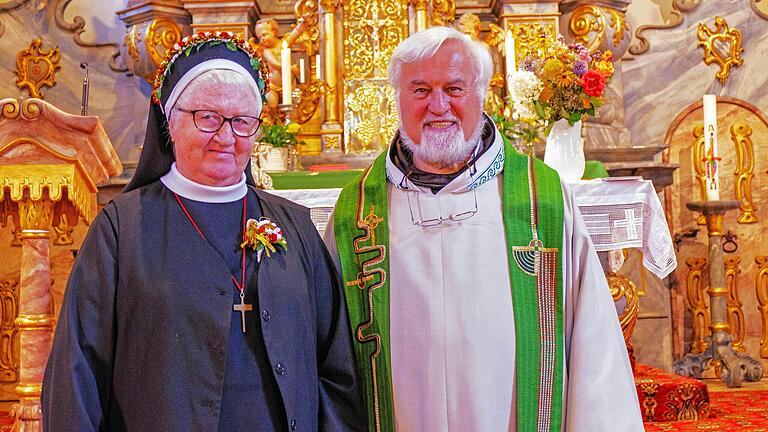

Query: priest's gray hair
left=387, top=26, right=493, bottom=104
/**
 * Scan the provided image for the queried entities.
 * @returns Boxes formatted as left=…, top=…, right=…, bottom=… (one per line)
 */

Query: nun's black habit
left=41, top=34, right=365, bottom=432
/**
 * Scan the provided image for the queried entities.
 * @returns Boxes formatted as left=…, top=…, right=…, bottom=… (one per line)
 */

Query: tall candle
left=299, top=58, right=305, bottom=84
left=504, top=29, right=516, bottom=96
left=315, top=54, right=321, bottom=80
left=281, top=40, right=292, bottom=105
left=702, top=94, right=720, bottom=201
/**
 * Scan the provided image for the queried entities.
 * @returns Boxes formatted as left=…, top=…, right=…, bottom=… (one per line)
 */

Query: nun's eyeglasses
left=176, top=108, right=262, bottom=137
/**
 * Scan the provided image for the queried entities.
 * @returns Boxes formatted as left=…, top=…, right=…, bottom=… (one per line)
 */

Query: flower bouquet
left=495, top=35, right=615, bottom=158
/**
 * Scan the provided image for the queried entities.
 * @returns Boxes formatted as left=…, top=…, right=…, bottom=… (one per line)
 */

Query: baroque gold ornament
left=14, top=38, right=61, bottom=99
left=697, top=16, right=744, bottom=83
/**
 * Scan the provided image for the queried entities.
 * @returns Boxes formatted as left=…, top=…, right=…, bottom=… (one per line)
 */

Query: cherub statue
left=455, top=13, right=506, bottom=114
left=251, top=18, right=308, bottom=124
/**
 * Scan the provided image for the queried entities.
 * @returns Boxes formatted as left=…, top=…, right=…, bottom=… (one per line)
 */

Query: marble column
left=14, top=199, right=54, bottom=432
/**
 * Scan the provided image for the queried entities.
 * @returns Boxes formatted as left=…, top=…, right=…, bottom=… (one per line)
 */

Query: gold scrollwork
left=510, top=22, right=557, bottom=66
left=345, top=83, right=398, bottom=152
left=295, top=0, right=320, bottom=55
left=607, top=9, right=629, bottom=48
left=293, top=78, right=324, bottom=125
left=630, top=0, right=702, bottom=56
left=697, top=16, right=744, bottom=83
left=569, top=5, right=606, bottom=52
left=607, top=272, right=639, bottom=346
left=430, top=0, right=455, bottom=26
left=144, top=18, right=181, bottom=68
left=756, top=256, right=768, bottom=358
left=724, top=256, right=745, bottom=352
left=124, top=25, right=141, bottom=62
left=730, top=122, right=758, bottom=223
left=0, top=279, right=18, bottom=383
left=14, top=38, right=61, bottom=99
left=691, top=125, right=707, bottom=225
left=324, top=134, right=340, bottom=150
left=686, top=257, right=709, bottom=354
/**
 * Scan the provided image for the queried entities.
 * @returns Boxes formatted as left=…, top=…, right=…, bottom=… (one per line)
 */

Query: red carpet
left=644, top=390, right=768, bottom=431
left=635, top=364, right=710, bottom=422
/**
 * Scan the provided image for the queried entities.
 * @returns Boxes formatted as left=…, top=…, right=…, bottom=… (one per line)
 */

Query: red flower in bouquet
left=580, top=70, right=606, bottom=98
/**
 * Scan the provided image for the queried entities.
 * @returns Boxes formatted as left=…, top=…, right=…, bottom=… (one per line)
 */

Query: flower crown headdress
left=151, top=31, right=270, bottom=106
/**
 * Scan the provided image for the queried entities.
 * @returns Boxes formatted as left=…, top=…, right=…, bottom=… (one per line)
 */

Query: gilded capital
left=409, top=0, right=428, bottom=10
left=320, top=0, right=342, bottom=12
left=17, top=199, right=53, bottom=234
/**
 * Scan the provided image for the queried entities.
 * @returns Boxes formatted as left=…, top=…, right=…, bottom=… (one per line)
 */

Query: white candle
left=315, top=54, right=321, bottom=80
left=299, top=58, right=305, bottom=84
left=702, top=94, right=720, bottom=201
left=504, top=29, right=516, bottom=97
left=281, top=40, right=292, bottom=105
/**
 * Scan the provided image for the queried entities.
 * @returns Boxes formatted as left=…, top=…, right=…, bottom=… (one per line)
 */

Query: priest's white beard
left=400, top=118, right=484, bottom=169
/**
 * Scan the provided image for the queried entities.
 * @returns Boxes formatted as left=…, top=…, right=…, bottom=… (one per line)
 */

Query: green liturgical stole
left=334, top=140, right=565, bottom=432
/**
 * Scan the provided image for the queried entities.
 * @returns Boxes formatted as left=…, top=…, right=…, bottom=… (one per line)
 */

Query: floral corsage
left=241, top=217, right=288, bottom=261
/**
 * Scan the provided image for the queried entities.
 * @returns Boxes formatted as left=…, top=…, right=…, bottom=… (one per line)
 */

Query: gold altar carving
left=343, top=0, right=408, bottom=153
left=730, top=122, right=758, bottom=224
left=145, top=18, right=182, bottom=67
left=568, top=5, right=628, bottom=52
left=686, top=257, right=709, bottom=354
left=607, top=272, right=639, bottom=346
left=14, top=38, right=61, bottom=99
left=124, top=25, right=141, bottom=62
left=507, top=19, right=558, bottom=63
left=293, top=78, right=325, bottom=125
left=294, top=0, right=320, bottom=57
left=629, top=0, right=702, bottom=56
left=756, top=256, right=768, bottom=358
left=569, top=5, right=605, bottom=52
left=696, top=16, right=744, bottom=83
left=607, top=9, right=629, bottom=48
left=346, top=84, right=398, bottom=152
left=0, top=279, right=19, bottom=383
left=724, top=256, right=745, bottom=352
left=691, top=124, right=707, bottom=225
left=430, top=0, right=455, bottom=26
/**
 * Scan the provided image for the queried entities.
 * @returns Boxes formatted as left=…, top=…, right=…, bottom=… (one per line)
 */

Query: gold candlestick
left=673, top=200, right=763, bottom=387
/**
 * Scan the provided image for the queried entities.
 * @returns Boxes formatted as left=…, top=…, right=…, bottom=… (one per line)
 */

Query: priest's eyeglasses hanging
left=176, top=107, right=263, bottom=137
left=406, top=188, right=478, bottom=227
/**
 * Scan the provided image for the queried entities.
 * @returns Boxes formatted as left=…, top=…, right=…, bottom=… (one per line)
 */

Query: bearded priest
left=324, top=26, right=643, bottom=432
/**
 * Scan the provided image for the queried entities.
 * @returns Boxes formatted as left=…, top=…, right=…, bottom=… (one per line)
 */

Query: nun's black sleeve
left=42, top=205, right=119, bottom=431
left=309, top=225, right=367, bottom=431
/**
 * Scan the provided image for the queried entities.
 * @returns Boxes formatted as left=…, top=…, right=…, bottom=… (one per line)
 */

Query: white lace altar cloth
left=567, top=177, right=676, bottom=279
left=266, top=177, right=677, bottom=279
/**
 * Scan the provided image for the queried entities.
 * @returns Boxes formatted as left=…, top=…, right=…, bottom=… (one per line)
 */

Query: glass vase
left=543, top=118, right=585, bottom=181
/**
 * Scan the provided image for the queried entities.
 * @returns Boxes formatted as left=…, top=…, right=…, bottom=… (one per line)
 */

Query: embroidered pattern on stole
left=511, top=155, right=560, bottom=432
left=346, top=165, right=387, bottom=432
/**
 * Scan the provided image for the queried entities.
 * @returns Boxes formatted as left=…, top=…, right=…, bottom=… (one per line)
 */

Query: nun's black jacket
left=41, top=181, right=366, bottom=431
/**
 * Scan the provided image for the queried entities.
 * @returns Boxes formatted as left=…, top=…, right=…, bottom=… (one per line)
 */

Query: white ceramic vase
left=543, top=118, right=585, bottom=181
left=262, top=146, right=289, bottom=172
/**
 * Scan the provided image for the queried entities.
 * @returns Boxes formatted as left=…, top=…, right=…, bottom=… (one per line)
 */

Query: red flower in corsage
left=241, top=217, right=288, bottom=261
left=580, top=70, right=606, bottom=98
